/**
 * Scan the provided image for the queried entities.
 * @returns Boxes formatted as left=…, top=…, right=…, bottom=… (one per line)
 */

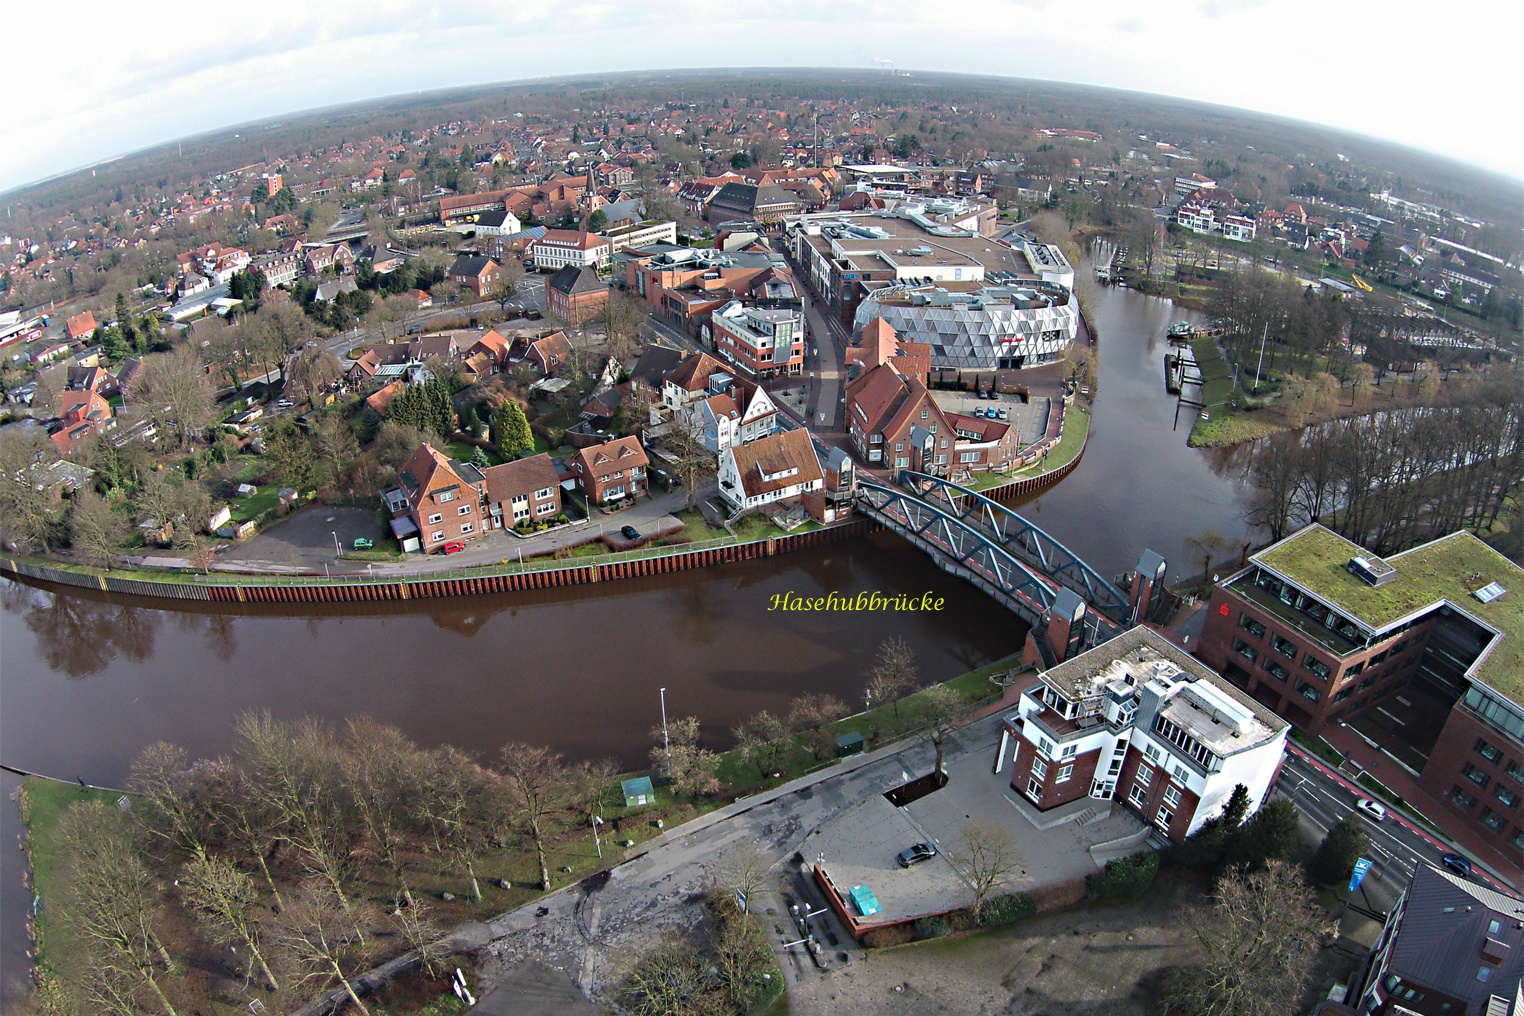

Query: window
left=1476, top=966, right=1491, bottom=984
left=1476, top=738, right=1503, bottom=764
left=537, top=502, right=556, bottom=515
left=1056, top=763, right=1073, bottom=783
left=457, top=505, right=472, bottom=516
left=437, top=491, right=454, bottom=503
left=895, top=457, right=909, bottom=468
left=1107, top=755, right=1123, bottom=776
left=1027, top=778, right=1043, bottom=800
left=460, top=522, right=473, bottom=533
left=1304, top=656, right=1332, bottom=680
left=513, top=505, right=530, bottom=521
left=1144, top=743, right=1161, bottom=763
left=1163, top=785, right=1182, bottom=808
left=921, top=409, right=928, bottom=419
left=1061, top=743, right=1077, bottom=759
left=1232, top=639, right=1258, bottom=663
left=429, top=513, right=443, bottom=524
left=1127, top=783, right=1146, bottom=806
left=535, top=486, right=554, bottom=500
left=1136, top=765, right=1153, bottom=787
left=1507, top=760, right=1523, bottom=783
left=1238, top=614, right=1266, bottom=638
left=1479, top=808, right=1505, bottom=833
left=1264, top=660, right=1290, bottom=682
left=431, top=531, right=445, bottom=542
left=1448, top=786, right=1478, bottom=810
left=1295, top=681, right=1320, bottom=703
left=1462, top=763, right=1490, bottom=788
left=1370, top=649, right=1388, bottom=665
left=1038, top=738, right=1055, bottom=757
left=959, top=451, right=980, bottom=463
left=895, top=442, right=903, bottom=452
left=1271, top=634, right=1298, bottom=660
left=1347, top=661, right=1365, bottom=676
left=1154, top=807, right=1173, bottom=829
left=1031, top=758, right=1048, bottom=781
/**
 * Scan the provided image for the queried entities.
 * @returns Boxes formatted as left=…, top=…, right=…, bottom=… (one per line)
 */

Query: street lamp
left=659, top=686, right=670, bottom=777
left=332, top=531, right=341, bottom=557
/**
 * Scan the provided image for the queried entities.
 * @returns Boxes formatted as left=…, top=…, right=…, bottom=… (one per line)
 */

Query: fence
left=0, top=519, right=878, bottom=606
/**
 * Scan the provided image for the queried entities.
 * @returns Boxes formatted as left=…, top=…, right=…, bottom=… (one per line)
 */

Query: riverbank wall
left=0, top=519, right=879, bottom=604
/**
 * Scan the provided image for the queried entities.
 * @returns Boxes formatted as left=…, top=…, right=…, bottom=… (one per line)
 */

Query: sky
left=2, top=0, right=1519, bottom=193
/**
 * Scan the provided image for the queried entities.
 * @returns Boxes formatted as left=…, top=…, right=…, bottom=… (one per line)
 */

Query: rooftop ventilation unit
left=1347, top=555, right=1396, bottom=587
left=1473, top=582, right=1507, bottom=603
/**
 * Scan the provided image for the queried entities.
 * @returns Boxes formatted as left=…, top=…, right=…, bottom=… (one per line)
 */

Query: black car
left=1441, top=852, right=1472, bottom=877
left=620, top=525, right=642, bottom=541
left=896, top=843, right=937, bottom=868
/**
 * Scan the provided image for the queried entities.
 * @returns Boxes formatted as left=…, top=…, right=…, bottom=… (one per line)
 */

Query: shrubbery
left=1087, top=851, right=1160, bottom=900
left=912, top=915, right=951, bottom=939
left=977, top=892, right=1036, bottom=927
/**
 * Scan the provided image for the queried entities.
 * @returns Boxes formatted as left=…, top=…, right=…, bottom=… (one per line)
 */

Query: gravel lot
left=782, top=879, right=1206, bottom=1016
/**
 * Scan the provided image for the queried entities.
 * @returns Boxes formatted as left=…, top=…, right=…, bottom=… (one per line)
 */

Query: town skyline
left=3, top=0, right=1521, bottom=193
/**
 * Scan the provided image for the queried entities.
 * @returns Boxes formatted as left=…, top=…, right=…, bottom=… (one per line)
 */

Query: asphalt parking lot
left=221, top=506, right=385, bottom=569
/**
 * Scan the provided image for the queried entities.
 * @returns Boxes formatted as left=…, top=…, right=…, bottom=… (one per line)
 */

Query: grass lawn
left=446, top=441, right=504, bottom=467
left=1187, top=337, right=1286, bottom=447
left=229, top=484, right=281, bottom=524
left=964, top=405, right=1090, bottom=490
left=20, top=778, right=131, bottom=992
left=662, top=508, right=724, bottom=545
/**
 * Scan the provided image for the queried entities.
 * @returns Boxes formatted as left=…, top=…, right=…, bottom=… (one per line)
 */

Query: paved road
left=1278, top=747, right=1512, bottom=896
left=799, top=286, right=845, bottom=431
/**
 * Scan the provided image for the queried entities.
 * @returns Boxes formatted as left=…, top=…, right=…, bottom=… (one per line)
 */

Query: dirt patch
left=782, top=880, right=1205, bottom=1016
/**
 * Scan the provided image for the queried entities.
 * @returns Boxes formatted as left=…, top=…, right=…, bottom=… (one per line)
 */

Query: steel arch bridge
left=895, top=471, right=1132, bottom=623
left=854, top=477, right=1125, bottom=646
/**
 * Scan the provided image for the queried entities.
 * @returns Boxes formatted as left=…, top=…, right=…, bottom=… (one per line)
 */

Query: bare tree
left=414, top=746, right=492, bottom=902
left=865, top=636, right=919, bottom=717
left=68, top=486, right=127, bottom=568
left=341, top=717, right=423, bottom=907
left=650, top=716, right=720, bottom=797
left=707, top=842, right=780, bottom=908
left=917, top=683, right=973, bottom=779
left=55, top=801, right=181, bottom=1016
left=663, top=413, right=716, bottom=510
left=1183, top=529, right=1228, bottom=583
left=0, top=427, right=64, bottom=551
left=284, top=346, right=343, bottom=404
left=1164, top=860, right=1323, bottom=1016
left=601, top=289, right=647, bottom=364
left=128, top=741, right=215, bottom=861
left=619, top=936, right=705, bottom=1016
left=131, top=347, right=214, bottom=449
left=732, top=710, right=791, bottom=776
left=499, top=742, right=576, bottom=891
left=787, top=693, right=849, bottom=760
left=947, top=819, right=1022, bottom=919
left=271, top=884, right=374, bottom=1016
left=178, top=854, right=280, bottom=991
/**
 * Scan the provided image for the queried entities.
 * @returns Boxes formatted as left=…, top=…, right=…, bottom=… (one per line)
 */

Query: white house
left=717, top=428, right=824, bottom=513
left=995, top=627, right=1288, bottom=842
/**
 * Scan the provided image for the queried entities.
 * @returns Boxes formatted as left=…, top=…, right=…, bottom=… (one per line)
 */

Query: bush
left=912, top=916, right=951, bottom=940
left=1087, top=851, right=1160, bottom=900
left=861, top=925, right=914, bottom=949
left=978, top=892, right=1037, bottom=927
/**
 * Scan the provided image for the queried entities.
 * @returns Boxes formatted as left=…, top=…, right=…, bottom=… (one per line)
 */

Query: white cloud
left=1, top=0, right=1519, bottom=191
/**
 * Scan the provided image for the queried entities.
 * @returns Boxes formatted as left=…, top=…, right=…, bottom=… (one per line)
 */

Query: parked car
left=1354, top=798, right=1386, bottom=822
left=1441, top=852, right=1472, bottom=876
left=621, top=525, right=642, bottom=541
left=441, top=541, right=465, bottom=555
left=997, top=408, right=1009, bottom=420
left=896, top=843, right=937, bottom=868
left=352, top=538, right=374, bottom=551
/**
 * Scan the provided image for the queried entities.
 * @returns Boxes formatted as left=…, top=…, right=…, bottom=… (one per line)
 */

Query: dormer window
left=437, top=491, right=454, bottom=503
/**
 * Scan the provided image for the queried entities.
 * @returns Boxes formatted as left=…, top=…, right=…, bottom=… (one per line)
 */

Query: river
left=0, top=255, right=1259, bottom=1009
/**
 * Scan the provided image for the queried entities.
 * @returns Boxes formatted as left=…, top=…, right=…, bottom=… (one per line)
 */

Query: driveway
left=219, top=507, right=385, bottom=572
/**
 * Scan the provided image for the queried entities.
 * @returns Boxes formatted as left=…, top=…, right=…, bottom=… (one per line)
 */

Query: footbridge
left=854, top=474, right=1132, bottom=654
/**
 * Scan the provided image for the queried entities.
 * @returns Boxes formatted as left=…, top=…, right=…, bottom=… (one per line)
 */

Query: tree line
left=1244, top=365, right=1522, bottom=553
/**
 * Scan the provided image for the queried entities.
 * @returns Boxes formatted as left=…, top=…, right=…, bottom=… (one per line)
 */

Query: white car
left=1355, top=798, right=1387, bottom=822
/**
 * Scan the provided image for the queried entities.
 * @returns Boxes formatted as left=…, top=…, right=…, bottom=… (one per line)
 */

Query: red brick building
left=1198, top=525, right=1523, bottom=856
left=845, top=363, right=954, bottom=473
left=483, top=453, right=562, bottom=530
left=545, top=265, right=609, bottom=325
left=447, top=255, right=501, bottom=296
left=390, top=444, right=488, bottom=552
left=708, top=301, right=805, bottom=378
left=570, top=436, right=648, bottom=505
left=998, top=627, right=1289, bottom=843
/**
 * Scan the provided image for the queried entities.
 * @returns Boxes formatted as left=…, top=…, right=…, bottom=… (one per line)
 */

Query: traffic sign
left=1349, top=857, right=1373, bottom=892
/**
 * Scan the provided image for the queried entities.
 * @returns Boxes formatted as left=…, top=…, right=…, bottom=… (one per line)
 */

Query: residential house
left=365, top=380, right=405, bottom=415
left=704, top=182, right=801, bottom=226
left=662, top=350, right=728, bottom=412
left=390, top=443, right=488, bottom=552
left=483, top=453, right=562, bottom=529
left=447, top=255, right=501, bottom=297
left=845, top=362, right=955, bottom=473
left=717, top=428, right=824, bottom=512
left=65, top=311, right=96, bottom=341
left=465, top=330, right=511, bottom=371
left=468, top=209, right=522, bottom=237
left=253, top=250, right=302, bottom=287
left=510, top=330, right=574, bottom=375
left=998, top=627, right=1289, bottom=843
left=943, top=410, right=1020, bottom=474
left=1353, top=864, right=1523, bottom=1015
left=406, top=289, right=434, bottom=310
left=303, top=242, right=355, bottom=278
left=545, top=265, right=609, bottom=325
left=845, top=316, right=930, bottom=385
left=51, top=388, right=114, bottom=454
left=570, top=435, right=648, bottom=505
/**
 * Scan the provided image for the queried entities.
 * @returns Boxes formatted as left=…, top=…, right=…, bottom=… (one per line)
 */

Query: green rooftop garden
left=1254, top=525, right=1523, bottom=700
